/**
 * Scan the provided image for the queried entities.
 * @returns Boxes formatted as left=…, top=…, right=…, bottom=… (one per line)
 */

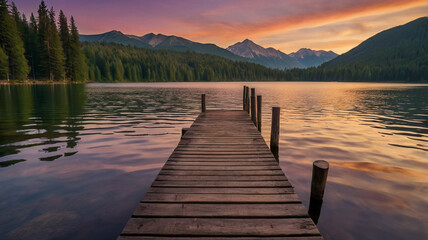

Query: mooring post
left=201, top=94, right=206, bottom=112
left=246, top=86, right=250, bottom=113
left=270, top=107, right=280, bottom=161
left=309, top=160, right=329, bottom=224
left=251, top=88, right=256, bottom=125
left=257, top=95, right=262, bottom=132
left=243, top=85, right=246, bottom=110
left=310, top=160, right=329, bottom=201
left=181, top=128, right=190, bottom=138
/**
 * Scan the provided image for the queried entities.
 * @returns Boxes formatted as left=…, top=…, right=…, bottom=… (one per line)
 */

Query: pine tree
left=0, top=0, right=29, bottom=80
left=0, top=47, right=8, bottom=80
left=28, top=13, right=38, bottom=79
left=58, top=10, right=71, bottom=78
left=68, top=16, right=87, bottom=81
left=37, top=2, right=65, bottom=80
left=47, top=7, right=65, bottom=80
left=36, top=0, right=50, bottom=78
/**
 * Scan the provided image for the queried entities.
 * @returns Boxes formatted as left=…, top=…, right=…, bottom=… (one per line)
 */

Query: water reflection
left=308, top=197, right=323, bottom=224
left=0, top=84, right=85, bottom=163
left=0, top=82, right=427, bottom=240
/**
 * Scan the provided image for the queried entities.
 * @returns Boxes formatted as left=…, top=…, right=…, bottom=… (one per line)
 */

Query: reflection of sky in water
left=0, top=82, right=427, bottom=240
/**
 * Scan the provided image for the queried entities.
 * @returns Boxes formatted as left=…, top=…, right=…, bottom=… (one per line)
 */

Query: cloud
left=178, top=0, right=426, bottom=39
left=14, top=0, right=428, bottom=53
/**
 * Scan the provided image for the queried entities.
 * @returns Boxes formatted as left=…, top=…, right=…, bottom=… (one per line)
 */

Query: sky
left=13, top=0, right=428, bottom=54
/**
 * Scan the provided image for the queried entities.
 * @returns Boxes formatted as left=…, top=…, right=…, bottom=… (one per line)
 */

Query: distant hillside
left=324, top=17, right=428, bottom=68
left=286, top=17, right=428, bottom=82
left=227, top=39, right=303, bottom=69
left=80, top=31, right=246, bottom=62
left=289, top=48, right=337, bottom=67
left=80, top=30, right=152, bottom=49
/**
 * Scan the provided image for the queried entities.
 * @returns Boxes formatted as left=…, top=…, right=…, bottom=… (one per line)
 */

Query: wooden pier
left=119, top=93, right=322, bottom=239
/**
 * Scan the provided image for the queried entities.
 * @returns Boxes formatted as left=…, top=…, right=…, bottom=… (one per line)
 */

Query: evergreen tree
left=28, top=13, right=38, bottom=79
left=0, top=0, right=29, bottom=80
left=47, top=7, right=65, bottom=80
left=0, top=47, right=8, bottom=80
left=37, top=2, right=65, bottom=80
left=36, top=0, right=50, bottom=78
left=68, top=16, right=87, bottom=81
left=58, top=10, right=71, bottom=78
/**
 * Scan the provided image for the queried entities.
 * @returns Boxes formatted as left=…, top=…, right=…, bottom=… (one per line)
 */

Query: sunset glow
left=13, top=0, right=428, bottom=54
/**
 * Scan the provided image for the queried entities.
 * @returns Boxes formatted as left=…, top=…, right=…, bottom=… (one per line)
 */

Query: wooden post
left=243, top=85, right=246, bottom=110
left=308, top=160, right=329, bottom=224
left=251, top=88, right=256, bottom=125
left=310, top=160, right=329, bottom=201
left=245, top=87, right=250, bottom=113
left=270, top=107, right=280, bottom=160
left=201, top=94, right=206, bottom=112
left=257, top=95, right=262, bottom=132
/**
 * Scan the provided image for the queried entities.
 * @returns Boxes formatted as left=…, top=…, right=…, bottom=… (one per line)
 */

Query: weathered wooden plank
left=119, top=236, right=324, bottom=240
left=156, top=175, right=287, bottom=181
left=133, top=203, right=309, bottom=217
left=168, top=158, right=274, bottom=162
left=141, top=193, right=301, bottom=203
left=169, top=155, right=274, bottom=159
left=166, top=161, right=278, bottom=166
left=122, top=218, right=320, bottom=236
left=151, top=180, right=291, bottom=188
left=179, top=139, right=266, bottom=144
left=159, top=170, right=285, bottom=176
left=174, top=148, right=270, bottom=151
left=172, top=152, right=274, bottom=156
left=147, top=187, right=294, bottom=194
left=161, top=165, right=281, bottom=171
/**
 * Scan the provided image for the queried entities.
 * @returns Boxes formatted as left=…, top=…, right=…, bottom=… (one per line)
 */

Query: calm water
left=0, top=82, right=427, bottom=240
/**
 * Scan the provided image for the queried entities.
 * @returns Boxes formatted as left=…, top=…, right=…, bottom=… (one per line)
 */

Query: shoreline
left=1, top=80, right=427, bottom=85
left=0, top=80, right=89, bottom=85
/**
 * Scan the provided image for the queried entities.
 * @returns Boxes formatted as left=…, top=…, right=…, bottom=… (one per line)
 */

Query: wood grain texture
left=122, top=218, right=320, bottom=236
left=119, top=110, right=321, bottom=239
left=133, top=203, right=309, bottom=217
left=119, top=237, right=323, bottom=240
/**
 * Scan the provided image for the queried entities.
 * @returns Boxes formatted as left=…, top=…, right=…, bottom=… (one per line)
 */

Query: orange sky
left=15, top=0, right=428, bottom=54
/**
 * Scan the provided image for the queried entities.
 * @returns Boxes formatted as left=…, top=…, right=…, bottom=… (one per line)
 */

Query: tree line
left=0, top=0, right=87, bottom=81
left=83, top=42, right=286, bottom=82
left=284, top=62, right=427, bottom=82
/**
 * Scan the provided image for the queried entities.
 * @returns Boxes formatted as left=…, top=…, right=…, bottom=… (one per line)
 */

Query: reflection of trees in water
left=0, top=84, right=86, bottom=165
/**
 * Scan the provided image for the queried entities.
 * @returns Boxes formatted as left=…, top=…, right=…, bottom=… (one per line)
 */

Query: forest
left=82, top=42, right=285, bottom=82
left=0, top=0, right=86, bottom=81
left=284, top=63, right=427, bottom=82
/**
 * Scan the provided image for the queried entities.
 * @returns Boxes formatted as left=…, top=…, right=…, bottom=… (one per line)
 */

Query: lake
left=0, top=82, right=427, bottom=240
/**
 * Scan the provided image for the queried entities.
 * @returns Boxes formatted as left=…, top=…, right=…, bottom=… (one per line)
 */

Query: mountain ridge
left=80, top=31, right=336, bottom=70
left=80, top=31, right=246, bottom=62
left=289, top=48, right=338, bottom=67
left=324, top=17, right=428, bottom=68
left=227, top=39, right=304, bottom=69
left=285, top=17, right=428, bottom=82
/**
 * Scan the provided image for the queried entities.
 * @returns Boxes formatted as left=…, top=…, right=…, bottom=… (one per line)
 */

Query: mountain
left=79, top=30, right=152, bottom=49
left=285, top=17, right=428, bottom=82
left=324, top=17, right=428, bottom=69
left=289, top=48, right=338, bottom=67
left=227, top=39, right=303, bottom=69
left=80, top=31, right=245, bottom=62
